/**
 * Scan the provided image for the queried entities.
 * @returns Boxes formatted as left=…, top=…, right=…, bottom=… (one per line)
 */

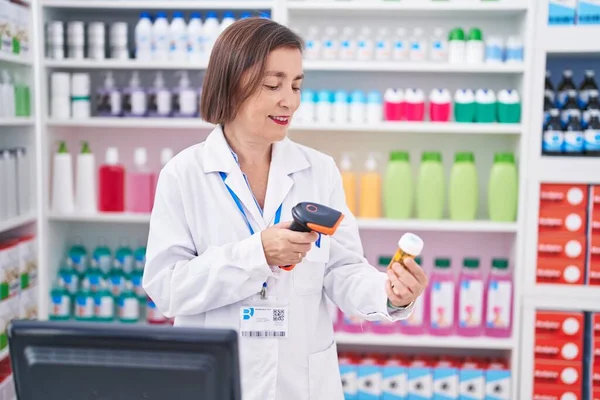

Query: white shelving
left=47, top=118, right=214, bottom=130
left=335, top=332, right=515, bottom=350
left=287, top=1, right=528, bottom=14
left=536, top=157, right=600, bottom=183
left=41, top=1, right=274, bottom=9
left=0, top=52, right=32, bottom=67
left=303, top=60, right=525, bottom=74
left=44, top=59, right=209, bottom=70
left=0, top=118, right=35, bottom=127
left=48, top=212, right=151, bottom=224
left=528, top=286, right=600, bottom=311
left=542, top=26, right=600, bottom=55
left=0, top=213, right=36, bottom=235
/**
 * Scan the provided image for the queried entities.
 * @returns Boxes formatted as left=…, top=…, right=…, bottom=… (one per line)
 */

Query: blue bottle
left=542, top=109, right=564, bottom=155
left=578, top=70, right=598, bottom=108
left=557, top=70, right=576, bottom=108
left=561, top=90, right=582, bottom=126
left=584, top=110, right=600, bottom=155
left=564, top=115, right=584, bottom=155
left=584, top=91, right=600, bottom=128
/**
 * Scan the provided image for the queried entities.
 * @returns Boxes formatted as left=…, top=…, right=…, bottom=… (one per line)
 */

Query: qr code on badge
left=273, top=309, right=285, bottom=322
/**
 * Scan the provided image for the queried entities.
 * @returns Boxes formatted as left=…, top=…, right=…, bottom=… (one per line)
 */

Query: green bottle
left=383, top=151, right=413, bottom=219
left=475, top=89, right=497, bottom=123
left=497, top=90, right=521, bottom=124
left=92, top=242, right=112, bottom=277
left=488, top=153, right=518, bottom=222
left=58, top=262, right=79, bottom=297
left=416, top=152, right=445, bottom=220
left=454, top=89, right=476, bottom=123
left=134, top=246, right=146, bottom=271
left=49, top=280, right=71, bottom=321
left=94, top=281, right=115, bottom=322
left=74, top=279, right=95, bottom=322
left=449, top=152, right=479, bottom=221
left=67, top=241, right=88, bottom=277
left=118, top=281, right=140, bottom=323
left=83, top=264, right=106, bottom=294
left=132, top=246, right=147, bottom=300
left=115, top=241, right=134, bottom=276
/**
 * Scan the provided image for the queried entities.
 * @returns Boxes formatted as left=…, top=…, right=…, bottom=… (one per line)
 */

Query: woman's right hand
left=261, top=221, right=319, bottom=266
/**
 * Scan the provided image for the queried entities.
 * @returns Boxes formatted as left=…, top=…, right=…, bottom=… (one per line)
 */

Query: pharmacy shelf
left=0, top=118, right=35, bottom=127
left=303, top=60, right=525, bottom=74
left=47, top=118, right=214, bottom=130
left=542, top=26, right=600, bottom=55
left=536, top=156, right=600, bottom=184
left=43, top=59, right=209, bottom=70
left=525, top=286, right=600, bottom=311
left=0, top=52, right=32, bottom=67
left=291, top=122, right=522, bottom=135
left=48, top=212, right=151, bottom=224
left=356, top=218, right=518, bottom=233
left=287, top=1, right=528, bottom=14
left=0, top=212, right=37, bottom=235
left=41, top=0, right=273, bottom=9
left=334, top=332, right=515, bottom=350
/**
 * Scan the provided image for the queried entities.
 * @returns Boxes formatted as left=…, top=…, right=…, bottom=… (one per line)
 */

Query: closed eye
left=264, top=85, right=279, bottom=91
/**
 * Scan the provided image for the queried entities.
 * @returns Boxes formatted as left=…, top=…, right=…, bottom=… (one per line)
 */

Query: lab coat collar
left=202, top=124, right=311, bottom=226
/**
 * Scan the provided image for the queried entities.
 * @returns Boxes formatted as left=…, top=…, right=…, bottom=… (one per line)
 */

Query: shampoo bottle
left=98, top=147, right=125, bottom=212
left=51, top=141, right=75, bottom=214
left=75, top=141, right=97, bottom=214
left=127, top=147, right=153, bottom=213
left=173, top=71, right=198, bottom=118
left=339, top=153, right=357, bottom=215
left=148, top=71, right=172, bottom=118
left=358, top=153, right=382, bottom=219
left=123, top=71, right=147, bottom=117
left=96, top=72, right=122, bottom=117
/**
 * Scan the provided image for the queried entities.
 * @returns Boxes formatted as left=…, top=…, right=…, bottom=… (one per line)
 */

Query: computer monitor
left=8, top=319, right=241, bottom=400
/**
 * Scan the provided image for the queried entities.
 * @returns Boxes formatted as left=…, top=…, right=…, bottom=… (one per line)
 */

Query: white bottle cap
left=340, top=153, right=352, bottom=171
left=154, top=71, right=165, bottom=89
left=134, top=148, right=147, bottom=166
left=160, top=148, right=174, bottom=166
left=105, top=147, right=119, bottom=165
left=398, top=232, right=424, bottom=256
left=104, top=72, right=115, bottom=89
left=178, top=71, right=191, bottom=89
left=364, top=153, right=378, bottom=171
left=413, top=27, right=424, bottom=37
left=130, top=71, right=141, bottom=89
left=395, top=27, right=406, bottom=36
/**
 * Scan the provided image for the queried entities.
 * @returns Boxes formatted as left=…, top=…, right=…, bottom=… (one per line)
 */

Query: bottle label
left=92, top=254, right=111, bottom=274
left=132, top=275, right=145, bottom=298
left=68, top=253, right=86, bottom=275
left=430, top=281, right=454, bottom=329
left=375, top=40, right=391, bottom=60
left=95, top=295, right=114, bottom=318
left=584, top=129, right=600, bottom=151
left=401, top=296, right=424, bottom=327
left=505, top=46, right=524, bottom=62
left=85, top=274, right=105, bottom=293
left=486, top=281, right=511, bottom=329
left=52, top=294, right=71, bottom=317
left=485, top=44, right=503, bottom=62
left=60, top=272, right=79, bottom=295
left=76, top=295, right=94, bottom=319
left=543, top=130, right=564, bottom=152
left=110, top=274, right=124, bottom=296
left=119, top=297, right=139, bottom=320
left=459, top=279, right=483, bottom=328
left=564, top=131, right=584, bottom=152
left=430, top=40, right=447, bottom=61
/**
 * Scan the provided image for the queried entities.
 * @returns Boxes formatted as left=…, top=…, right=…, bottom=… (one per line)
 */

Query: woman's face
left=233, top=47, right=304, bottom=143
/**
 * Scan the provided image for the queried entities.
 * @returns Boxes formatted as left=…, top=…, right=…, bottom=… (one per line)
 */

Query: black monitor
left=8, top=319, right=241, bottom=400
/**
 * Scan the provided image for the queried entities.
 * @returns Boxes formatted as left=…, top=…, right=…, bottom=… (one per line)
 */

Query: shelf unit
left=286, top=1, right=528, bottom=14
left=0, top=118, right=35, bottom=127
left=0, top=212, right=37, bottom=235
left=41, top=1, right=275, bottom=10
left=302, top=60, right=525, bottom=74
left=0, top=52, right=32, bottom=67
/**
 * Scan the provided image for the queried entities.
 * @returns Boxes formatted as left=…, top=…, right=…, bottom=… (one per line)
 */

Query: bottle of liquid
left=358, top=153, right=382, bottom=219
left=147, top=297, right=168, bottom=325
left=449, top=152, right=478, bottom=221
left=316, top=90, right=333, bottom=123
left=202, top=11, right=220, bottom=59
left=475, top=89, right=497, bottom=123
left=466, top=28, right=484, bottom=64
left=456, top=258, right=484, bottom=337
left=297, top=90, right=315, bottom=124
left=15, top=147, right=29, bottom=215
left=118, top=281, right=140, bottom=323
left=578, top=69, right=598, bottom=108
left=322, top=27, right=339, bottom=61
left=148, top=71, right=172, bottom=118
left=584, top=91, right=600, bottom=127
left=110, top=22, right=129, bottom=60
left=564, top=115, right=584, bottom=155
left=557, top=69, right=576, bottom=109
left=374, top=27, right=391, bottom=61
left=127, top=148, right=154, bottom=213
left=339, top=153, right=357, bottom=215
left=454, top=89, right=476, bottom=123
left=544, top=97, right=555, bottom=126
left=409, top=28, right=426, bottom=62
left=488, top=153, right=518, bottom=222
left=96, top=72, right=122, bottom=117
left=485, top=36, right=504, bottom=64
left=92, top=241, right=112, bottom=278
left=135, top=12, right=152, bottom=60
left=49, top=280, right=71, bottom=321
left=94, top=280, right=115, bottom=322
left=545, top=70, right=555, bottom=106
left=405, top=88, right=425, bottom=122
left=505, top=36, right=524, bottom=63
left=67, top=21, right=85, bottom=59
left=51, top=141, right=75, bottom=214
left=152, top=11, right=170, bottom=61
left=400, top=256, right=428, bottom=335
left=561, top=90, right=582, bottom=126
left=339, top=27, right=357, bottom=61
left=83, top=254, right=107, bottom=294
left=429, top=258, right=455, bottom=336
left=169, top=11, right=188, bottom=62
left=416, top=152, right=445, bottom=220
left=485, top=259, right=513, bottom=338
left=391, top=27, right=408, bottom=61
left=220, top=11, right=236, bottom=33
left=383, top=151, right=413, bottom=219
left=123, top=72, right=147, bottom=117
left=333, top=90, right=349, bottom=124
left=386, top=232, right=424, bottom=269
left=357, top=27, right=374, bottom=61
left=132, top=245, right=147, bottom=300
left=75, top=141, right=97, bottom=214
left=187, top=12, right=203, bottom=62
left=0, top=70, right=15, bottom=117
left=497, top=89, right=521, bottom=124
left=384, top=88, right=404, bottom=121
left=173, top=71, right=198, bottom=118
left=74, top=279, right=95, bottom=321
left=542, top=109, right=565, bottom=155
left=349, top=90, right=366, bottom=124
left=429, top=88, right=452, bottom=122
left=304, top=25, right=321, bottom=61
left=366, top=91, right=383, bottom=124
left=429, top=28, right=448, bottom=62
left=584, top=110, right=600, bottom=156
left=98, top=147, right=125, bottom=212
left=448, top=28, right=466, bottom=64
left=68, top=241, right=88, bottom=277
left=58, top=262, right=79, bottom=296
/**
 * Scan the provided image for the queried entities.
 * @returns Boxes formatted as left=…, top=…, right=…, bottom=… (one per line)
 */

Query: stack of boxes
left=592, top=313, right=600, bottom=400
left=590, top=186, right=600, bottom=285
left=548, top=0, right=600, bottom=25
left=533, top=311, right=584, bottom=399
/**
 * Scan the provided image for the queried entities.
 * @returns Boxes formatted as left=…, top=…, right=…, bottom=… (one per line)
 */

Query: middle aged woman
left=143, top=16, right=429, bottom=400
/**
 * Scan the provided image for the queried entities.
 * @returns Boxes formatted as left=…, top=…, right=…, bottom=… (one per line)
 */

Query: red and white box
left=589, top=234, right=600, bottom=286
left=533, top=383, right=581, bottom=400
left=534, top=336, right=584, bottom=362
left=538, top=233, right=587, bottom=261
left=591, top=185, right=600, bottom=233
left=535, top=311, right=584, bottom=340
left=594, top=314, right=600, bottom=337
left=533, top=360, right=582, bottom=387
left=536, top=257, right=585, bottom=285
left=540, top=184, right=589, bottom=211
left=594, top=388, right=600, bottom=400
left=538, top=206, right=588, bottom=234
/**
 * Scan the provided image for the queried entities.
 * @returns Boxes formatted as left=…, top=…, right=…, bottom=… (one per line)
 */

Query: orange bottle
left=340, top=153, right=357, bottom=215
left=359, top=153, right=382, bottom=218
left=388, top=232, right=424, bottom=270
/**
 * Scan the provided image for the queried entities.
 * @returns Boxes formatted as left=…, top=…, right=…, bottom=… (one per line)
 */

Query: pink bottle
left=98, top=147, right=125, bottom=212
left=405, top=88, right=425, bottom=121
left=456, top=258, right=485, bottom=337
left=429, top=258, right=456, bottom=336
left=127, top=147, right=153, bottom=213
left=400, top=256, right=429, bottom=335
left=150, top=148, right=174, bottom=210
left=429, top=88, right=452, bottom=122
left=384, top=88, right=405, bottom=121
left=485, top=258, right=513, bottom=338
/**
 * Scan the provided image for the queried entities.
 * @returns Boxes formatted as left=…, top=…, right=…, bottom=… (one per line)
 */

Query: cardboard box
left=538, top=206, right=587, bottom=234
left=534, top=335, right=584, bottom=361
left=382, top=358, right=407, bottom=400
left=18, top=235, right=36, bottom=290
left=339, top=354, right=358, bottom=400
left=578, top=0, right=600, bottom=25
left=540, top=184, right=588, bottom=210
left=407, top=363, right=432, bottom=400
left=538, top=233, right=586, bottom=261
left=594, top=313, right=600, bottom=337
left=535, top=311, right=584, bottom=339
left=358, top=355, right=383, bottom=400
left=432, top=363, right=458, bottom=400
left=485, top=369, right=511, bottom=400
left=533, top=360, right=582, bottom=387
left=548, top=0, right=577, bottom=25
left=536, top=257, right=585, bottom=285
left=459, top=368, right=484, bottom=400
left=594, top=388, right=600, bottom=400
left=589, top=234, right=600, bottom=286
left=532, top=383, right=581, bottom=400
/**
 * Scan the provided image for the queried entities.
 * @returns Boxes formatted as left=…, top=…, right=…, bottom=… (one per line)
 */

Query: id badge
left=240, top=297, right=288, bottom=338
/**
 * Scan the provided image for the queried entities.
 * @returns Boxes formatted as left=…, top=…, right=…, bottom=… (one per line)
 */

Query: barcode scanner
left=279, top=202, right=345, bottom=271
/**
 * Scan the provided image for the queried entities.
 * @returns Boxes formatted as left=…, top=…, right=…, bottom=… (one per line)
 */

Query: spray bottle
left=148, top=71, right=172, bottom=118
left=123, top=71, right=147, bottom=117
left=96, top=72, right=122, bottom=117
left=173, top=71, right=198, bottom=118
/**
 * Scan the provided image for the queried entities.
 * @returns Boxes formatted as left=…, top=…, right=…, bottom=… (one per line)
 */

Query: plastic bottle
left=449, top=152, right=478, bottom=221
left=304, top=25, right=321, bottom=61
left=349, top=90, right=366, bottom=124
left=1, top=70, right=15, bottom=117
left=92, top=241, right=112, bottom=277
left=383, top=151, right=413, bottom=219
left=366, top=91, right=383, bottom=124
left=297, top=90, right=315, bottom=123
left=316, top=90, right=332, bottom=123
left=15, top=147, right=29, bottom=215
left=466, top=28, right=484, bottom=64
left=485, top=259, right=512, bottom=338
left=448, top=28, right=466, bottom=64
left=118, top=281, right=140, bottom=323
left=454, top=89, right=476, bottom=123
left=96, top=72, right=122, bottom=117
left=578, top=70, right=598, bottom=108
left=416, top=152, right=445, bottom=220
left=542, top=109, right=564, bottom=155
left=75, top=141, right=97, bottom=214
left=203, top=11, right=220, bottom=59
left=545, top=70, right=555, bottom=105
left=148, top=71, right=172, bottom=118
left=132, top=246, right=147, bottom=299
left=123, top=72, right=147, bottom=117
left=187, top=12, right=203, bottom=62
left=497, top=89, right=521, bottom=124
left=405, top=88, right=425, bottom=122
left=357, top=27, right=374, bottom=61
left=429, top=88, right=452, bottom=122
left=67, top=241, right=88, bottom=277
left=386, top=232, right=424, bottom=269
left=67, top=21, right=84, bottom=59
left=488, top=153, right=518, bottom=222
left=94, top=280, right=115, bottom=322
left=430, top=28, right=448, bottom=62
left=557, top=70, right=576, bottom=109
left=409, top=28, right=426, bottom=62
left=322, top=27, right=339, bottom=61
left=339, top=153, right=357, bottom=215
left=220, top=11, right=236, bottom=33
left=564, top=116, right=584, bottom=154
left=87, top=21, right=105, bottom=60
left=127, top=148, right=154, bottom=213
left=58, top=262, right=79, bottom=296
left=83, top=254, right=106, bottom=294
left=358, top=153, right=382, bottom=219
left=505, top=36, right=524, bottom=63
left=400, top=256, right=427, bottom=335
left=485, top=36, right=504, bottom=64
left=74, top=279, right=95, bottom=321
left=339, top=27, right=356, bottom=61
left=333, top=90, right=349, bottom=124
left=456, top=258, right=484, bottom=337
left=2, top=150, right=16, bottom=219
left=374, top=28, right=391, bottom=61
left=147, top=297, right=168, bottom=324
left=135, top=12, right=152, bottom=60
left=475, top=89, right=497, bottom=123
left=98, top=147, right=125, bottom=212
left=392, top=27, right=408, bottom=61
left=110, top=22, right=129, bottom=60
left=169, top=11, right=188, bottom=62
left=384, top=88, right=404, bottom=121
left=49, top=280, right=71, bottom=321
left=152, top=11, right=169, bottom=61
left=584, top=92, right=600, bottom=127
left=429, top=258, right=455, bottom=336
left=584, top=110, right=600, bottom=155
left=561, top=90, right=582, bottom=127
left=51, top=141, right=74, bottom=214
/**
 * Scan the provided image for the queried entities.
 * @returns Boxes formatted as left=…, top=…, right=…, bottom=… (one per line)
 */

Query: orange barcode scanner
left=279, top=202, right=345, bottom=271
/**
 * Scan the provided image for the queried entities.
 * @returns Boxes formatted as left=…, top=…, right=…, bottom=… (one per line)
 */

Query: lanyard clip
left=260, top=282, right=267, bottom=300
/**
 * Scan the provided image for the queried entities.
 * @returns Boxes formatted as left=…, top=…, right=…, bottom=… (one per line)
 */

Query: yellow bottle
left=340, top=153, right=357, bottom=215
left=388, top=232, right=424, bottom=270
left=359, top=153, right=382, bottom=218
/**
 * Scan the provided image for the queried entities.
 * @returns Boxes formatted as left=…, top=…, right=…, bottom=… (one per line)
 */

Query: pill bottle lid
left=494, top=152, right=515, bottom=163
left=455, top=152, right=475, bottom=163
left=463, top=258, right=480, bottom=268
left=390, top=151, right=409, bottom=162
left=397, top=233, right=424, bottom=256
left=492, top=258, right=509, bottom=269
left=421, top=151, right=442, bottom=162
left=434, top=258, right=451, bottom=268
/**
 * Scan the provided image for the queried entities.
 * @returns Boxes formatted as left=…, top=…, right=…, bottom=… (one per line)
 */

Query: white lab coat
left=143, top=125, right=414, bottom=400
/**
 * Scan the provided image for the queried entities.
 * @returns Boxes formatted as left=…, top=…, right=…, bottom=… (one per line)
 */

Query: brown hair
left=200, top=17, right=304, bottom=124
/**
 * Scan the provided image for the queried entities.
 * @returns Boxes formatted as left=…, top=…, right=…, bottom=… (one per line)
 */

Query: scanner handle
left=279, top=220, right=310, bottom=271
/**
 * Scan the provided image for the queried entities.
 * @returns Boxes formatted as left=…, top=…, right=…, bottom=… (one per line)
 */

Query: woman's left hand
left=385, top=258, right=429, bottom=308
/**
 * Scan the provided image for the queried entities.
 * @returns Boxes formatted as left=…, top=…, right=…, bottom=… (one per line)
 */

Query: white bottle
left=152, top=11, right=170, bottom=61
left=466, top=29, right=485, bottom=64
left=2, top=150, right=16, bottom=219
left=110, top=22, right=129, bottom=60
left=14, top=147, right=29, bottom=215
left=1, top=70, right=15, bottom=117
left=367, top=91, right=383, bottom=124
left=349, top=90, right=366, bottom=124
left=339, top=27, right=356, bottom=61
left=75, top=141, right=97, bottom=214
left=304, top=25, right=321, bottom=61
left=322, top=27, right=339, bottom=61
left=430, top=28, right=448, bottom=62
left=220, top=11, right=235, bottom=33
left=149, top=71, right=172, bottom=117
left=392, top=28, right=408, bottom=61
left=135, top=12, right=152, bottom=61
left=169, top=11, right=188, bottom=62
left=374, top=28, right=391, bottom=61
left=485, top=36, right=504, bottom=64
left=124, top=71, right=147, bottom=117
left=333, top=90, right=349, bottom=124
left=51, top=142, right=75, bottom=214
left=173, top=71, right=198, bottom=117
left=96, top=71, right=122, bottom=117
left=505, top=36, right=524, bottom=63
left=409, top=28, right=427, bottom=62
left=316, top=90, right=332, bottom=123
left=203, top=11, right=220, bottom=60
left=187, top=12, right=203, bottom=62
left=357, top=27, right=374, bottom=61
left=67, top=21, right=84, bottom=59
left=47, top=21, right=65, bottom=60
left=0, top=149, right=5, bottom=219
left=297, top=89, right=316, bottom=123
left=88, top=22, right=105, bottom=60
